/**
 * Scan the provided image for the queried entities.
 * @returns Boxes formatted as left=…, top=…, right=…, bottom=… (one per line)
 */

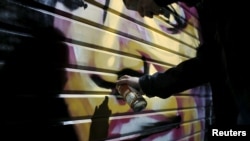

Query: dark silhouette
left=89, top=96, right=112, bottom=141
left=0, top=0, right=90, bottom=140
left=0, top=26, right=78, bottom=140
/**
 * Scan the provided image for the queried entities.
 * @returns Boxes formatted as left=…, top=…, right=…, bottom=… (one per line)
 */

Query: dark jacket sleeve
left=139, top=48, right=210, bottom=98
left=154, top=0, right=201, bottom=7
left=139, top=37, right=220, bottom=98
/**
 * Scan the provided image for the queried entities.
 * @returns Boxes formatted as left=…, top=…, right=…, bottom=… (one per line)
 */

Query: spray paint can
left=116, top=84, right=147, bottom=112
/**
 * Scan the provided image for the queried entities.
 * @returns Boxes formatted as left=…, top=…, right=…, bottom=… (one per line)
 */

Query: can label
left=116, top=84, right=147, bottom=112
left=116, top=84, right=130, bottom=97
left=117, top=84, right=137, bottom=106
left=125, top=92, right=136, bottom=105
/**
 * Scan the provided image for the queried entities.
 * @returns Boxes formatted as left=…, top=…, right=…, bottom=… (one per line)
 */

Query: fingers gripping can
left=116, top=84, right=147, bottom=112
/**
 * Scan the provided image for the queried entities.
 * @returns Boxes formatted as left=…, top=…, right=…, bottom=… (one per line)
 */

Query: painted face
left=51, top=0, right=207, bottom=141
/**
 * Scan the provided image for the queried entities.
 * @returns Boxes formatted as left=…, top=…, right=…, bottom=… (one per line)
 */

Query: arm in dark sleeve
left=154, top=0, right=201, bottom=7
left=139, top=24, right=218, bottom=99
left=139, top=49, right=210, bottom=98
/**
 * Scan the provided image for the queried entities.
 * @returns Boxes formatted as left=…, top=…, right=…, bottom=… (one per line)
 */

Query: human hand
left=116, top=75, right=141, bottom=90
left=124, top=0, right=162, bottom=18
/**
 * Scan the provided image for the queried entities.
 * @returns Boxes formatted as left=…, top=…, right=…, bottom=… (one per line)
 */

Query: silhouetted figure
left=0, top=26, right=78, bottom=141
left=0, top=0, right=92, bottom=140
